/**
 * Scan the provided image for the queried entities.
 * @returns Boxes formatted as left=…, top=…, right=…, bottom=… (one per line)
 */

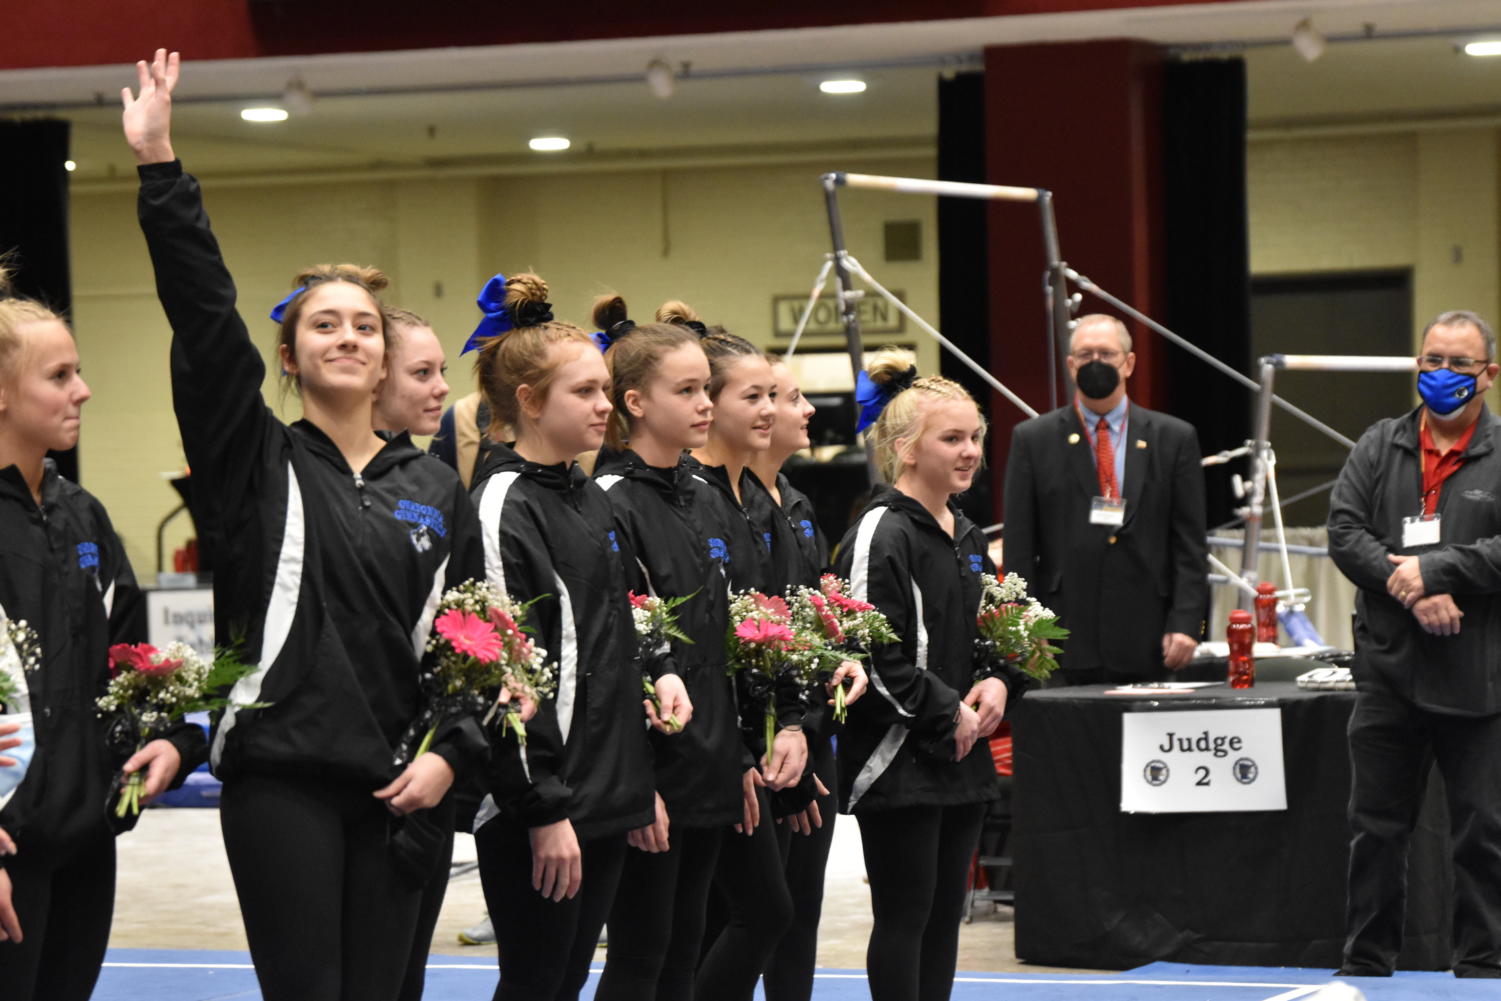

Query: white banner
left=1120, top=708, right=1287, bottom=813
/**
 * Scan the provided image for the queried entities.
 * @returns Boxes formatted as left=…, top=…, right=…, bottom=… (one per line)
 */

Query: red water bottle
left=1227, top=609, right=1255, bottom=690
left=1254, top=581, right=1279, bottom=644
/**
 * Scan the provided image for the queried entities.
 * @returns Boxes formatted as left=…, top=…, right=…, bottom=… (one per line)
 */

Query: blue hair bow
left=592, top=320, right=637, bottom=354
left=269, top=286, right=306, bottom=323
left=463, top=273, right=515, bottom=354
left=854, top=365, right=918, bottom=432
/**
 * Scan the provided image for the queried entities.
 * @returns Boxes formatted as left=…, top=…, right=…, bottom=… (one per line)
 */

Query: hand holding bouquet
left=629, top=590, right=695, bottom=733
left=787, top=575, right=895, bottom=721
left=726, top=590, right=818, bottom=758
left=976, top=572, right=1068, bottom=681
left=98, top=642, right=259, bottom=817
left=414, top=579, right=554, bottom=759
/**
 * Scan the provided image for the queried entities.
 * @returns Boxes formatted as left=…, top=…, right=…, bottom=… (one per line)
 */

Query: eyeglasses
left=1418, top=354, right=1491, bottom=374
left=1071, top=349, right=1123, bottom=364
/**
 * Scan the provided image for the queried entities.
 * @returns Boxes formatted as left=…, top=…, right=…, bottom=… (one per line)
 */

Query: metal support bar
left=1066, top=268, right=1357, bottom=451
left=836, top=172, right=1044, bottom=203
left=1239, top=358, right=1281, bottom=604
left=821, top=174, right=879, bottom=483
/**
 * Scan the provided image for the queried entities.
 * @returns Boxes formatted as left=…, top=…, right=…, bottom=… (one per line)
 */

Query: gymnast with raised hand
left=123, top=49, right=489, bottom=1001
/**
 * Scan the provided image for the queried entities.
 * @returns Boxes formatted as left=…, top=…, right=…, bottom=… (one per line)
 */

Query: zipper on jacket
left=354, top=473, right=371, bottom=510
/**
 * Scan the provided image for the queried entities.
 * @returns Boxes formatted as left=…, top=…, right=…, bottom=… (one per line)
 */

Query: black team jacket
left=0, top=463, right=204, bottom=866
left=136, top=160, right=485, bottom=788
left=470, top=444, right=655, bottom=840
left=831, top=485, right=1026, bottom=813
left=593, top=447, right=743, bottom=829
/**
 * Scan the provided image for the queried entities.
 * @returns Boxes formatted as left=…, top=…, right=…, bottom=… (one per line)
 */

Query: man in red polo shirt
left=1328, top=309, right=1501, bottom=978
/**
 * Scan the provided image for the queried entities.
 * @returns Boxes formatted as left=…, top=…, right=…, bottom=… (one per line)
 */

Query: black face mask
left=1075, top=359, right=1121, bottom=400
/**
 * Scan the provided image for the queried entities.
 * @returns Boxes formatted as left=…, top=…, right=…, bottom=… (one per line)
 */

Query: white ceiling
left=6, top=0, right=1501, bottom=182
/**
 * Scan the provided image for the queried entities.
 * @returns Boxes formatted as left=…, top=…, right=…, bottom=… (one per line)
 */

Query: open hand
left=121, top=48, right=180, bottom=165
left=1412, top=593, right=1463, bottom=636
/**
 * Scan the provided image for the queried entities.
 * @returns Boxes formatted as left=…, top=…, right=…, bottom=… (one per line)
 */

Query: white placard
left=146, top=588, right=215, bottom=658
left=1120, top=708, right=1287, bottom=813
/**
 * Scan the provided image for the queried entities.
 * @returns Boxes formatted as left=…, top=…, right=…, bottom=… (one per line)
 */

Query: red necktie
left=1095, top=417, right=1117, bottom=500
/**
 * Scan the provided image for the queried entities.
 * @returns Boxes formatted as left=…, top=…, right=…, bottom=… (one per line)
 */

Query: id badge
left=1089, top=496, right=1126, bottom=527
left=1402, top=514, right=1441, bottom=549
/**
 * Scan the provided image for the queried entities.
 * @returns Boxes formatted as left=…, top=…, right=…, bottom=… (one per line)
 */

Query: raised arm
left=125, top=50, right=274, bottom=508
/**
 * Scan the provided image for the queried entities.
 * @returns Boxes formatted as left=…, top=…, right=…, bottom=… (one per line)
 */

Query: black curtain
left=0, top=119, right=77, bottom=483
left=937, top=71, right=995, bottom=524
left=1161, top=59, right=1251, bottom=527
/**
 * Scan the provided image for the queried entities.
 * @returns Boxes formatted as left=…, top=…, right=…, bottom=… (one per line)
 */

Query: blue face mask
left=1418, top=368, right=1478, bottom=417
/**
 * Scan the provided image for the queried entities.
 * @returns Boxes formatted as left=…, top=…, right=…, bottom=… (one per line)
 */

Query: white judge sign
left=1120, top=708, right=1287, bottom=813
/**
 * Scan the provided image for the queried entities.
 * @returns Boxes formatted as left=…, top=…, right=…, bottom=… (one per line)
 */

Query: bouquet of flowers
left=409, top=579, right=554, bottom=760
left=976, top=572, right=1069, bottom=681
left=787, top=575, right=897, bottom=722
left=98, top=642, right=260, bottom=817
left=628, top=590, right=696, bottom=733
left=726, top=590, right=821, bottom=755
left=0, top=619, right=41, bottom=714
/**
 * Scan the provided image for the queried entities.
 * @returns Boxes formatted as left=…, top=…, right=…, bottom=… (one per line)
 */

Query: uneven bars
left=836, top=172, right=1044, bottom=203
left=1268, top=354, right=1416, bottom=373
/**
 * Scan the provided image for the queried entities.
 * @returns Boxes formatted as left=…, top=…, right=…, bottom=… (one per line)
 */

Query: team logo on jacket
left=607, top=530, right=620, bottom=553
left=707, top=537, right=729, bottom=565
left=799, top=519, right=814, bottom=539
left=967, top=554, right=984, bottom=573
left=76, top=541, right=101, bottom=575
left=762, top=531, right=772, bottom=552
left=394, top=500, right=447, bottom=553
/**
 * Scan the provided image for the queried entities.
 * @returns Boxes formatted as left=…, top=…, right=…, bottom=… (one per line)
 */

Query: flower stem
left=504, top=709, right=528, bottom=746
left=414, top=725, right=437, bottom=759
left=764, top=708, right=776, bottom=766
left=834, top=680, right=847, bottom=724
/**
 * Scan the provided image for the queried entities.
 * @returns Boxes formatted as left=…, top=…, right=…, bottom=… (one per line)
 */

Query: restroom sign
left=1120, top=708, right=1287, bottom=814
left=772, top=290, right=907, bottom=338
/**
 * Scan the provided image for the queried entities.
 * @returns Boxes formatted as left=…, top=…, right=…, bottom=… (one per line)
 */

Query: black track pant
left=765, top=737, right=838, bottom=1001
left=857, top=802, right=985, bottom=1001
left=1343, top=684, right=1501, bottom=978
left=595, top=825, right=723, bottom=1001
left=220, top=772, right=439, bottom=1001
left=477, top=817, right=627, bottom=1001
left=0, top=834, right=115, bottom=1001
left=399, top=800, right=457, bottom=1001
left=697, top=784, right=794, bottom=1000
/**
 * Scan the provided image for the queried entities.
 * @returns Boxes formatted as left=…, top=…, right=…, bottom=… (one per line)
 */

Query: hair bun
left=593, top=294, right=629, bottom=331
left=865, top=348, right=919, bottom=390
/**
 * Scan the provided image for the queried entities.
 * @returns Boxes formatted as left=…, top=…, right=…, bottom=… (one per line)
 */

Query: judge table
left=1011, top=682, right=1452, bottom=971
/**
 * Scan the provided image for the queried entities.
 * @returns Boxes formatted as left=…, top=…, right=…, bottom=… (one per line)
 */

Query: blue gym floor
left=93, top=951, right=1501, bottom=1000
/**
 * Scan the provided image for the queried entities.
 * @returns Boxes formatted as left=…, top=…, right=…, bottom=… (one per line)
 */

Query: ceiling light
left=241, top=107, right=289, bottom=123
left=1290, top=18, right=1326, bottom=63
left=63, top=160, right=76, bottom=172
left=820, top=79, right=867, bottom=95
left=646, top=59, right=675, bottom=99
left=1464, top=40, right=1501, bottom=57
left=528, top=136, right=571, bottom=152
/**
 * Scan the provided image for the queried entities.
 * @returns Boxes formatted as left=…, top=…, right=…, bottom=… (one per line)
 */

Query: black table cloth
left=1012, top=681, right=1451, bottom=970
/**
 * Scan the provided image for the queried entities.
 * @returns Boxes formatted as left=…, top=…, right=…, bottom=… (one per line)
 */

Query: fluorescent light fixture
left=529, top=136, right=571, bottom=152
left=241, top=106, right=289, bottom=123
left=819, top=78, right=867, bottom=95
left=64, top=160, right=76, bottom=172
left=1464, top=40, right=1501, bottom=56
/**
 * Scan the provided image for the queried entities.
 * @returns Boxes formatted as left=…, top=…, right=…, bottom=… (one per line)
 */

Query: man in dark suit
left=1003, top=314, right=1208, bottom=684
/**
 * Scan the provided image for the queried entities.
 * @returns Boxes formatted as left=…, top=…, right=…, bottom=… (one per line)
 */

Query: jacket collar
left=596, top=446, right=694, bottom=499
left=477, top=440, right=586, bottom=493
left=1393, top=404, right=1498, bottom=458
left=866, top=482, right=975, bottom=542
left=0, top=459, right=59, bottom=513
left=290, top=419, right=422, bottom=477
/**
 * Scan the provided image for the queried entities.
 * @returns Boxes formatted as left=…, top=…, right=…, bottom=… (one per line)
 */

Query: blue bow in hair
left=269, top=286, right=306, bottom=323
left=854, top=365, right=918, bottom=432
left=592, top=320, right=638, bottom=354
left=463, top=273, right=515, bottom=354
